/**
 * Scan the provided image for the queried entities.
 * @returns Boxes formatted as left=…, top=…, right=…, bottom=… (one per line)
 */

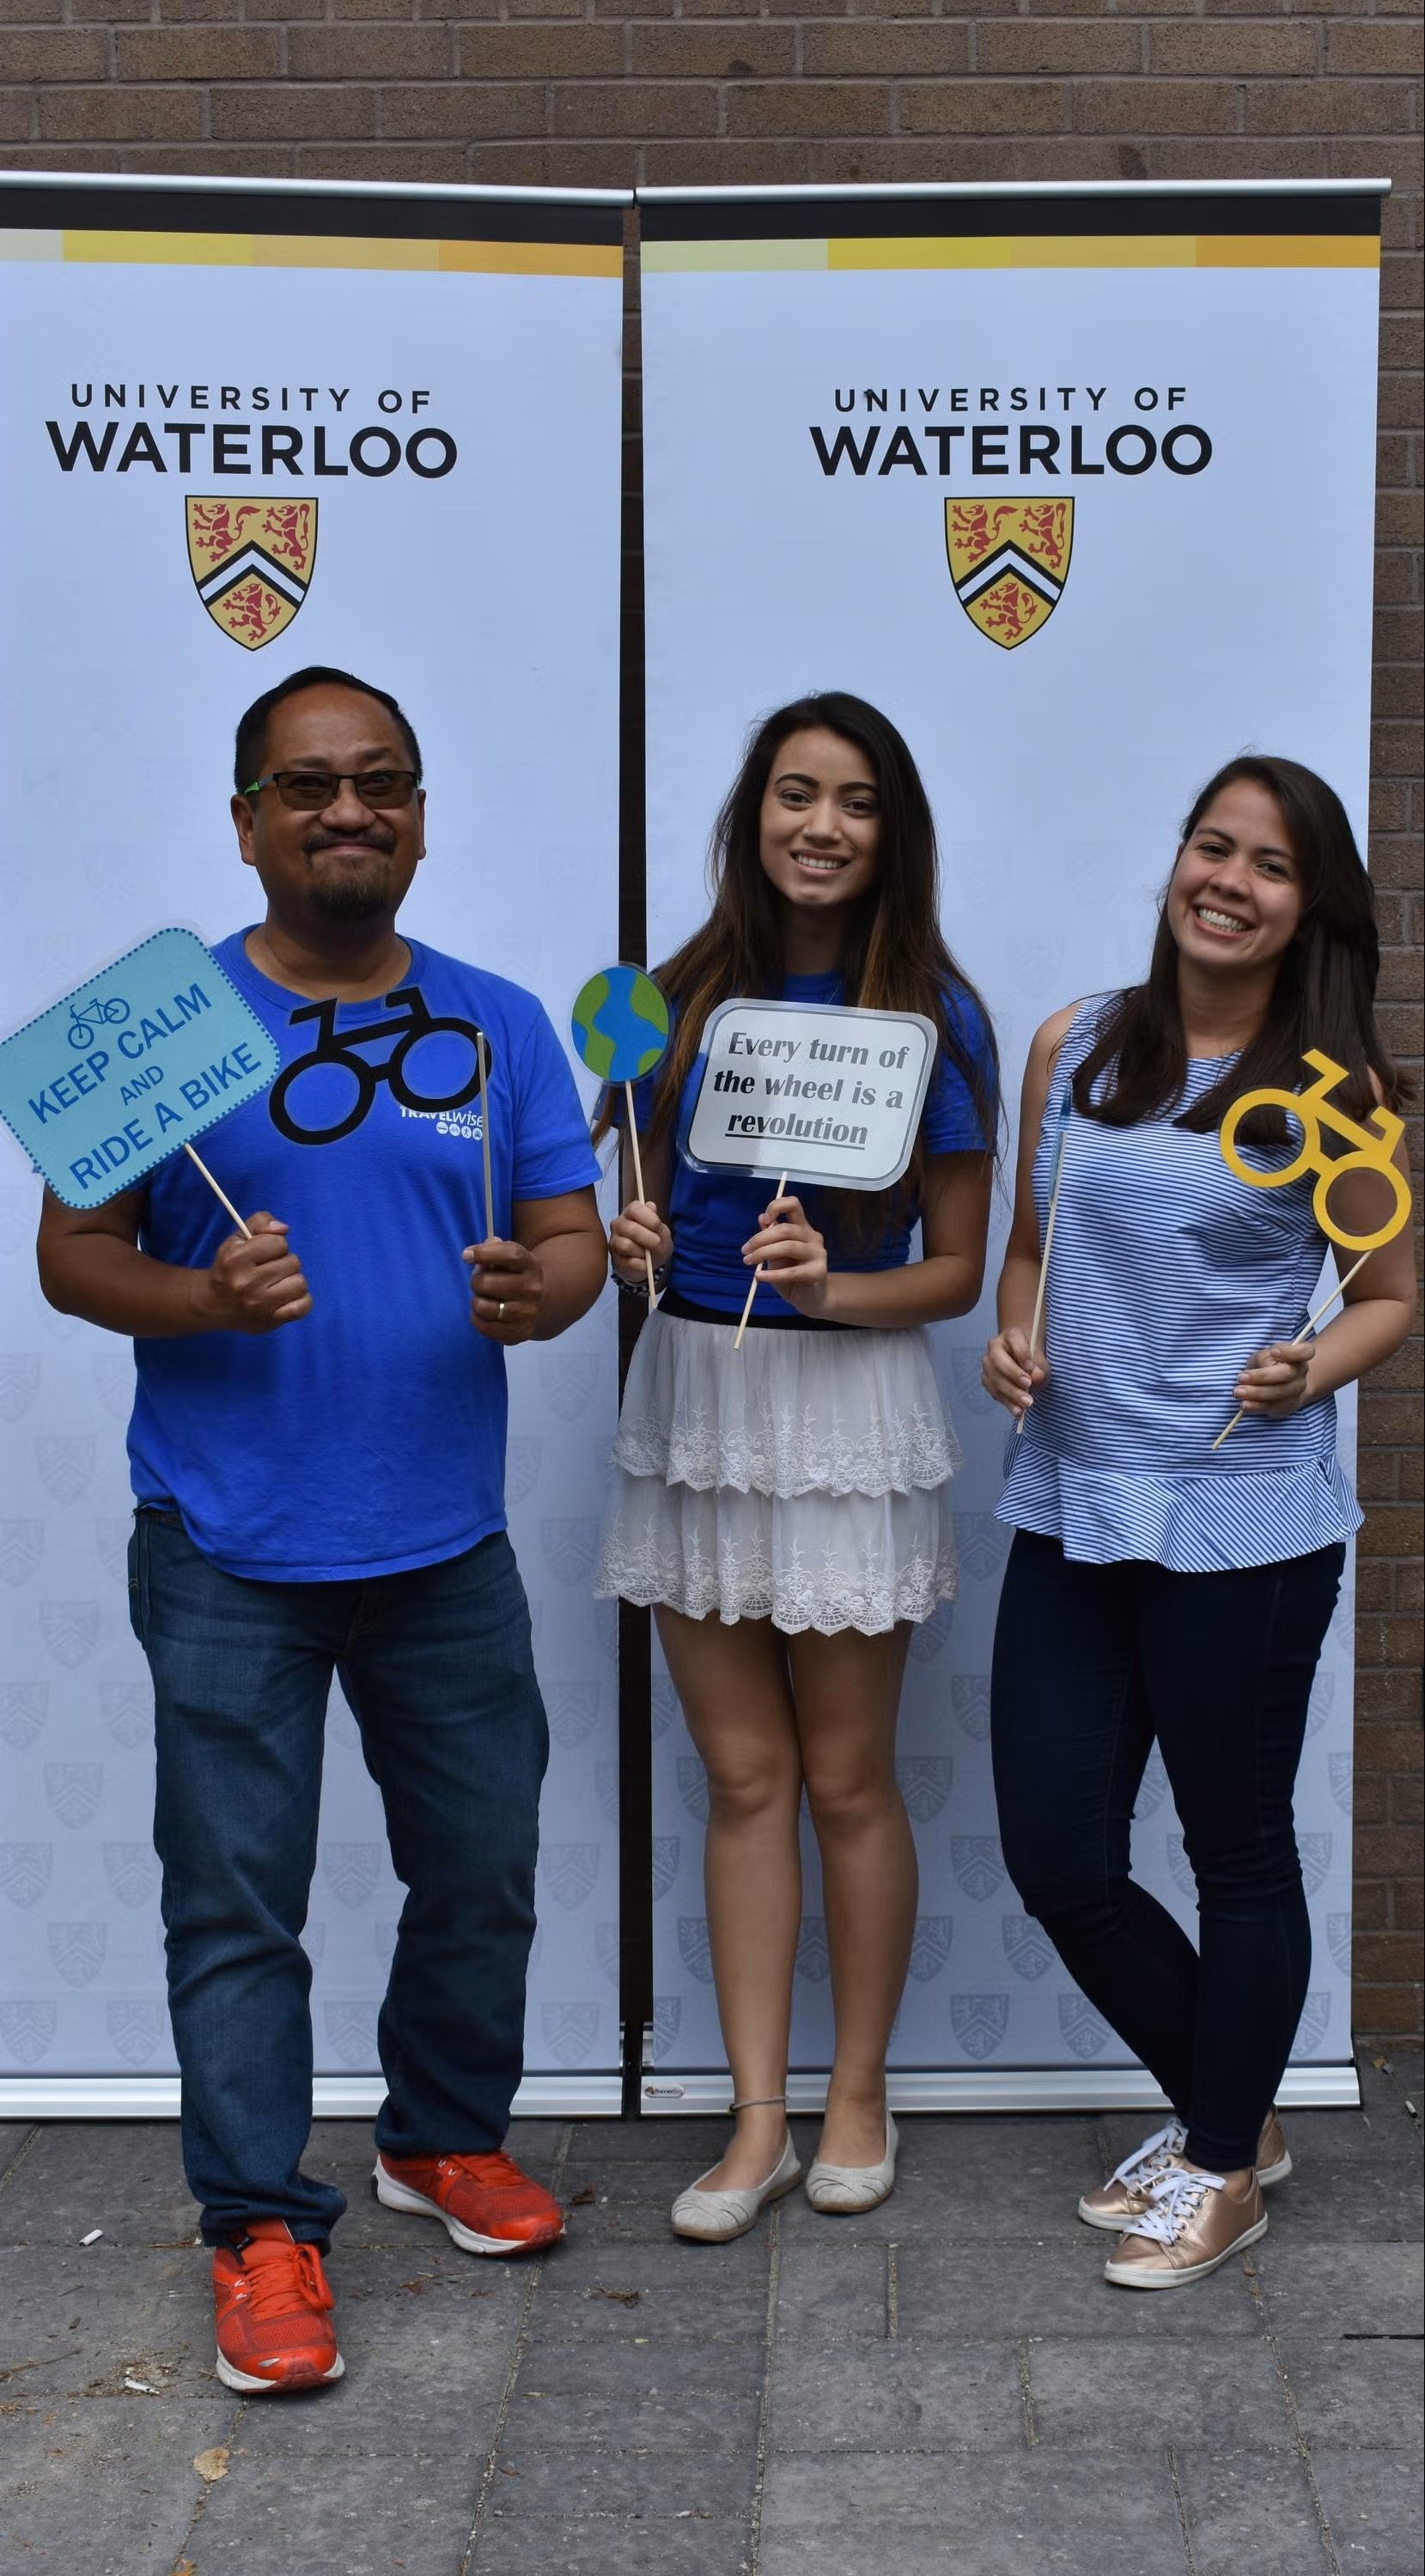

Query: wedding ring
left=497, top=1301, right=506, bottom=1320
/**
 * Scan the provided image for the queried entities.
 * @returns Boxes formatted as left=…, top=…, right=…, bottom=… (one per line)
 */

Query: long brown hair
left=599, top=693, right=998, bottom=1216
left=1073, top=755, right=1407, bottom=1139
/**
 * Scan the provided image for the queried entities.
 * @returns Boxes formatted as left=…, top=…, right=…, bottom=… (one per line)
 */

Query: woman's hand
left=609, top=1197, right=673, bottom=1285
left=1233, top=1340, right=1313, bottom=1421
left=983, top=1324, right=1049, bottom=1419
left=741, top=1194, right=829, bottom=1316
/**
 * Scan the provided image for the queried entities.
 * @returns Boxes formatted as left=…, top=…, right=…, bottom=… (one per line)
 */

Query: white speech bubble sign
left=681, top=998, right=937, bottom=1193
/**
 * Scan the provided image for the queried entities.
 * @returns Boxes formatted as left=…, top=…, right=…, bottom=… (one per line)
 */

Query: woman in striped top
left=983, top=756, right=1415, bottom=2292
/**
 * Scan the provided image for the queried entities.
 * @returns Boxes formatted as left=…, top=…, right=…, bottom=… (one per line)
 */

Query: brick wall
left=3, top=2, right=1422, bottom=2044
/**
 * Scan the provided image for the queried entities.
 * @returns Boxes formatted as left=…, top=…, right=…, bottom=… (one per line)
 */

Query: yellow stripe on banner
left=61, top=229, right=249, bottom=266
left=47, top=230, right=618, bottom=277
left=830, top=234, right=1380, bottom=271
left=438, top=240, right=623, bottom=278
left=643, top=234, right=1380, bottom=275
left=830, top=234, right=1197, bottom=271
left=642, top=239, right=828, bottom=274
left=1197, top=235, right=1379, bottom=269
left=260, top=237, right=441, bottom=271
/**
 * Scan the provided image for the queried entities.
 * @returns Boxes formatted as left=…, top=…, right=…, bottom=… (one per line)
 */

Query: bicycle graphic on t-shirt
left=270, top=984, right=491, bottom=1146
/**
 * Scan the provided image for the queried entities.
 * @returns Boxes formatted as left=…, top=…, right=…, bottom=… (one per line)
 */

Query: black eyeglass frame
left=243, top=768, right=423, bottom=811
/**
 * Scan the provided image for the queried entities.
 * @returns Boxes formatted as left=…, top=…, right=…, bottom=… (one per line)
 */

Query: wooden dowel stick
left=1014, top=1157, right=1067, bottom=1439
left=1209, top=1249, right=1372, bottom=1453
left=624, top=1081, right=660, bottom=1309
left=1300, top=1247, right=1372, bottom=1339
left=183, top=1142, right=251, bottom=1240
left=477, top=1031, right=495, bottom=1245
left=734, top=1170, right=788, bottom=1352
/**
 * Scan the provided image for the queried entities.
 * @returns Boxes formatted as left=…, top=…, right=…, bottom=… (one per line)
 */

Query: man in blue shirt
left=38, top=667, right=607, bottom=2396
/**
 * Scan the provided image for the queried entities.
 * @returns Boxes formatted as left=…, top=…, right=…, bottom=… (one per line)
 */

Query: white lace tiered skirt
left=594, top=1309, right=959, bottom=1636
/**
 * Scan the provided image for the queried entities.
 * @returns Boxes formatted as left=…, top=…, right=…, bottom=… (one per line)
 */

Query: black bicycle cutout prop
left=270, top=986, right=493, bottom=1147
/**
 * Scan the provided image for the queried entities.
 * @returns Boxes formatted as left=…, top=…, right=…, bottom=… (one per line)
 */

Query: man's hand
left=466, top=1236, right=545, bottom=1344
left=193, top=1214, right=313, bottom=1334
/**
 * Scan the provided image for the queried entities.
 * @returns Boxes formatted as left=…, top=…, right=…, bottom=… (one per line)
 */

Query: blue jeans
left=128, top=1509, right=549, bottom=2245
left=991, top=1532, right=1344, bottom=2173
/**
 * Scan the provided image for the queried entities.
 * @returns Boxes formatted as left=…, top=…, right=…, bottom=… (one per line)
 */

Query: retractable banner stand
left=0, top=174, right=627, bottom=2114
left=638, top=181, right=1383, bottom=2112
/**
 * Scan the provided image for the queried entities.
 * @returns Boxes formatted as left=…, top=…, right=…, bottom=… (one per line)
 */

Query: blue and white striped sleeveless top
left=997, top=999, right=1361, bottom=1572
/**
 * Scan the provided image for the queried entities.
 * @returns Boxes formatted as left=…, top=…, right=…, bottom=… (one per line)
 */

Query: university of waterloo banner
left=638, top=184, right=1382, bottom=2105
left=0, top=177, right=627, bottom=2105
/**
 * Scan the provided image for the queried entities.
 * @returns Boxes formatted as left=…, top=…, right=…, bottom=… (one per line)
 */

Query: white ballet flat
left=670, top=2132, right=802, bottom=2243
left=805, top=2112, right=898, bottom=2214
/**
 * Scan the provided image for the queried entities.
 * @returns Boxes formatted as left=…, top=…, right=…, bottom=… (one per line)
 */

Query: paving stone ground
left=0, top=2053, right=1419, bottom=2576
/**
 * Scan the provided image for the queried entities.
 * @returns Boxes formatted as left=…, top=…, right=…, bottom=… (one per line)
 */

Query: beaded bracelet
left=613, top=1264, right=670, bottom=1301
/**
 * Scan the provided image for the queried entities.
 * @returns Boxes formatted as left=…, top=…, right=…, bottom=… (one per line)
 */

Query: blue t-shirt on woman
left=635, top=969, right=996, bottom=1317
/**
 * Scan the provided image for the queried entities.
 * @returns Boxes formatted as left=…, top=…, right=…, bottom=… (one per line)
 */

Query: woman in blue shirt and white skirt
left=983, top=755, right=1416, bottom=2291
left=596, top=693, right=998, bottom=2239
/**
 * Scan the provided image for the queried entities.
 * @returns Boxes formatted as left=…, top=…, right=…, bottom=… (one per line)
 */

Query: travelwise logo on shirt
left=267, top=985, right=492, bottom=1147
left=398, top=1104, right=484, bottom=1143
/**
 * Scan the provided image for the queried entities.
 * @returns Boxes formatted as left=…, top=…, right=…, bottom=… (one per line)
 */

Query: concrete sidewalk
left=1, top=2053, right=1420, bottom=2576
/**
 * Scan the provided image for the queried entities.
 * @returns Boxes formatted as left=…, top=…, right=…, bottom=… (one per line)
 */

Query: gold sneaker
left=1104, top=2165, right=1267, bottom=2289
left=1078, top=2118, right=1186, bottom=2233
left=1255, top=2107, right=1291, bottom=2188
left=1078, top=2108, right=1289, bottom=2232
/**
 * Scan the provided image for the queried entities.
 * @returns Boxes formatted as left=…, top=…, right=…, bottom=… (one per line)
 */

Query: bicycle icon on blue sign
left=68, top=994, right=131, bottom=1049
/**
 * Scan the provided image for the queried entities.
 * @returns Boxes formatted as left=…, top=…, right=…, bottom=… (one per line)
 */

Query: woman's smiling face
left=757, top=727, right=882, bottom=916
left=1167, top=776, right=1305, bottom=977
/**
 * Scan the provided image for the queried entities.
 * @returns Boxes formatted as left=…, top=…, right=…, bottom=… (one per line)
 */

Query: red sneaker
left=211, top=2219, right=344, bottom=2395
left=374, top=2150, right=565, bottom=2254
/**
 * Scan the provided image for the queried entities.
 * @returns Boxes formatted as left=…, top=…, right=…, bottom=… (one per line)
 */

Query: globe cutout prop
left=571, top=966, right=670, bottom=1087
left=571, top=964, right=671, bottom=1307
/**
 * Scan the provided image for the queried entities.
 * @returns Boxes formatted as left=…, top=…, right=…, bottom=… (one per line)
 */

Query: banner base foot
left=0, top=2074, right=624, bottom=2121
left=638, top=2064, right=1361, bottom=2114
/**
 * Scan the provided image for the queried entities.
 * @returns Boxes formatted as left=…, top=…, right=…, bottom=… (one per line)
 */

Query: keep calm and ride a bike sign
left=0, top=928, right=279, bottom=1209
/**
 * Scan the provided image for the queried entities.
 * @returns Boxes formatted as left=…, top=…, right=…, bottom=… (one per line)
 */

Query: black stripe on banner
left=638, top=190, right=1383, bottom=244
left=0, top=182, right=625, bottom=248
left=200, top=551, right=307, bottom=607
left=958, top=558, right=1061, bottom=613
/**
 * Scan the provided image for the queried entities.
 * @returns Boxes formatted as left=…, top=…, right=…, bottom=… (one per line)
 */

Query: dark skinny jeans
left=991, top=1530, right=1344, bottom=2172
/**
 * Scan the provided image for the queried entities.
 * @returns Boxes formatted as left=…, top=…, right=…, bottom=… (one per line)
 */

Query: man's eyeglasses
left=244, top=769, right=421, bottom=811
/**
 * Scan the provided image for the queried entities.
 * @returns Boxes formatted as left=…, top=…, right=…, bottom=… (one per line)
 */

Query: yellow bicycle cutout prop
left=1212, top=1049, right=1413, bottom=1450
left=1219, top=1047, right=1410, bottom=1255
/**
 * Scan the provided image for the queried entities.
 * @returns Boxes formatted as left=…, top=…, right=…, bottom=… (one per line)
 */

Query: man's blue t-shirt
left=632, top=969, right=996, bottom=1316
left=130, top=933, right=599, bottom=1582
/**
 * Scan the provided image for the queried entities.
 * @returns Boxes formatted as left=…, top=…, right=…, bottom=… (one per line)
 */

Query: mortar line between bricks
left=1241, top=2249, right=1343, bottom=2576
left=166, top=2395, right=248, bottom=2576
left=0, top=2126, right=40, bottom=2201
left=1166, top=2442, right=1199, bottom=2576
left=1091, top=2111, right=1115, bottom=2185
left=1015, top=2335, right=1038, bottom=2449
left=886, top=2239, right=899, bottom=2338
left=744, top=2195, right=784, bottom=2576
left=459, top=2120, right=573, bottom=2576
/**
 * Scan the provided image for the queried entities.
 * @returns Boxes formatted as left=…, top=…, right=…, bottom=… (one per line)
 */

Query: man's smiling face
left=233, top=683, right=426, bottom=931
